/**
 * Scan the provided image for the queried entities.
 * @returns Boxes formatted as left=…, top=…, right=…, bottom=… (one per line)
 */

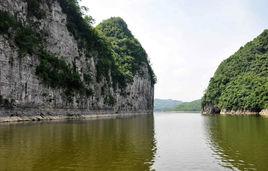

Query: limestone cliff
left=0, top=0, right=155, bottom=120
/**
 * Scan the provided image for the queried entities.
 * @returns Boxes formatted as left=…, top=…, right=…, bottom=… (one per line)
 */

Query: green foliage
left=174, top=99, right=202, bottom=112
left=96, top=17, right=132, bottom=39
left=57, top=0, right=105, bottom=55
left=218, top=74, right=268, bottom=111
left=15, top=27, right=41, bottom=56
left=202, top=30, right=268, bottom=112
left=0, top=95, right=2, bottom=105
left=0, top=95, right=14, bottom=109
left=58, top=0, right=93, bottom=43
left=0, top=11, right=17, bottom=34
left=1, top=0, right=155, bottom=101
left=36, top=51, right=93, bottom=96
left=26, top=0, right=46, bottom=19
left=84, top=15, right=95, bottom=26
left=83, top=73, right=92, bottom=85
left=96, top=17, right=157, bottom=85
left=58, top=0, right=126, bottom=88
left=58, top=1, right=156, bottom=87
left=59, top=0, right=156, bottom=88
left=0, top=10, right=93, bottom=97
left=104, top=94, right=116, bottom=106
left=0, top=11, right=41, bottom=56
left=148, top=64, right=157, bottom=85
left=36, top=51, right=81, bottom=89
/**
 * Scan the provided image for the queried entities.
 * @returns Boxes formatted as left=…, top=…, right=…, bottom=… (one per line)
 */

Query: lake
left=0, top=112, right=268, bottom=170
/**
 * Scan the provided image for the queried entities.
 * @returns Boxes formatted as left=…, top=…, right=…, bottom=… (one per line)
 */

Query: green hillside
left=174, top=99, right=201, bottom=112
left=96, top=17, right=156, bottom=86
left=154, top=99, right=182, bottom=111
left=202, top=30, right=268, bottom=113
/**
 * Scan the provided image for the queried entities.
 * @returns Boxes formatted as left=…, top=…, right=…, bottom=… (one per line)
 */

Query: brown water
left=0, top=113, right=268, bottom=170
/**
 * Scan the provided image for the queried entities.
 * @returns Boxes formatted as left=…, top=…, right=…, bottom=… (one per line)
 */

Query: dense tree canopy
left=175, top=99, right=201, bottom=112
left=96, top=17, right=156, bottom=85
left=202, top=30, right=268, bottom=112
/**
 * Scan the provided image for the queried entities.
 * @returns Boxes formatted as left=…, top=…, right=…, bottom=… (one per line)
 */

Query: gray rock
left=0, top=0, right=154, bottom=120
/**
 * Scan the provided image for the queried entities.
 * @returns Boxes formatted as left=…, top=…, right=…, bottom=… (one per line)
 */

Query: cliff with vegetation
left=202, top=30, right=268, bottom=115
left=0, top=0, right=155, bottom=121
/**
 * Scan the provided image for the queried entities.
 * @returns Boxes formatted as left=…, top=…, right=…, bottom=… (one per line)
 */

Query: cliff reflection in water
left=205, top=116, right=268, bottom=171
left=0, top=115, right=156, bottom=170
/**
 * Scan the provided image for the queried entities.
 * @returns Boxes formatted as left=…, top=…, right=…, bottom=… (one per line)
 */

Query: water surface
left=0, top=113, right=268, bottom=170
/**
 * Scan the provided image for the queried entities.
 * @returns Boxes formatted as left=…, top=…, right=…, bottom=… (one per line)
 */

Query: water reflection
left=205, top=116, right=268, bottom=171
left=0, top=115, right=156, bottom=170
left=3, top=113, right=268, bottom=170
left=152, top=113, right=226, bottom=171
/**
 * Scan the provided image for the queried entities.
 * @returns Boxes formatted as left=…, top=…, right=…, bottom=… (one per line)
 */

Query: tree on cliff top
left=96, top=17, right=157, bottom=85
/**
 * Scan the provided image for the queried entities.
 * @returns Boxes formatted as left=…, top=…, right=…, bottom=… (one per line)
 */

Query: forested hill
left=154, top=99, right=182, bottom=111
left=202, top=30, right=268, bottom=114
left=174, top=99, right=201, bottom=112
left=96, top=17, right=156, bottom=86
left=154, top=99, right=201, bottom=112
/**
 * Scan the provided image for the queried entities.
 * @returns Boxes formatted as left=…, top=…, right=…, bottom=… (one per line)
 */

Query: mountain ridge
left=154, top=99, right=183, bottom=111
left=174, top=99, right=201, bottom=112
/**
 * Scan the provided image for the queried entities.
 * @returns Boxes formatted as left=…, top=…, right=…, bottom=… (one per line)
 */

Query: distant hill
left=154, top=99, right=183, bottom=111
left=174, top=99, right=201, bottom=112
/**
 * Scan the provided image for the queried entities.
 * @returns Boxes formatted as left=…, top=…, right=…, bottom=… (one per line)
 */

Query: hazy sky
left=80, top=0, right=268, bottom=101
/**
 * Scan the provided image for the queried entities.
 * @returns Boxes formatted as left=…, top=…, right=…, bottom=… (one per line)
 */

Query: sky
left=80, top=0, right=268, bottom=102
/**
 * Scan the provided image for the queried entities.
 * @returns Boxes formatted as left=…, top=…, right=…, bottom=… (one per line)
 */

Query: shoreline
left=202, top=107, right=268, bottom=116
left=202, top=109, right=268, bottom=116
left=0, top=112, right=153, bottom=123
left=155, top=111, right=200, bottom=113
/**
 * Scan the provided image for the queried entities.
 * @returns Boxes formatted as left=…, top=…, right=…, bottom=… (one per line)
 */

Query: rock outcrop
left=0, top=0, right=155, bottom=121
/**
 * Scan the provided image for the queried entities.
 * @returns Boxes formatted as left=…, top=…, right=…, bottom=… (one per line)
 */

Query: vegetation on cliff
left=0, top=0, right=155, bottom=99
left=96, top=17, right=157, bottom=85
left=58, top=0, right=128, bottom=89
left=202, top=30, right=268, bottom=113
left=0, top=11, right=92, bottom=97
left=57, top=0, right=156, bottom=88
left=26, top=0, right=46, bottom=19
left=36, top=51, right=93, bottom=97
left=0, top=11, right=41, bottom=56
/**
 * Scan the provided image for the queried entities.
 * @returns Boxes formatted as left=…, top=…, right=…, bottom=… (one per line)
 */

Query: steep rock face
left=202, top=30, right=268, bottom=115
left=0, top=0, right=155, bottom=118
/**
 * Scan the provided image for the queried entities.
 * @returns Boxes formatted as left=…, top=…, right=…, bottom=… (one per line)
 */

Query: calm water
left=0, top=113, right=268, bottom=170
